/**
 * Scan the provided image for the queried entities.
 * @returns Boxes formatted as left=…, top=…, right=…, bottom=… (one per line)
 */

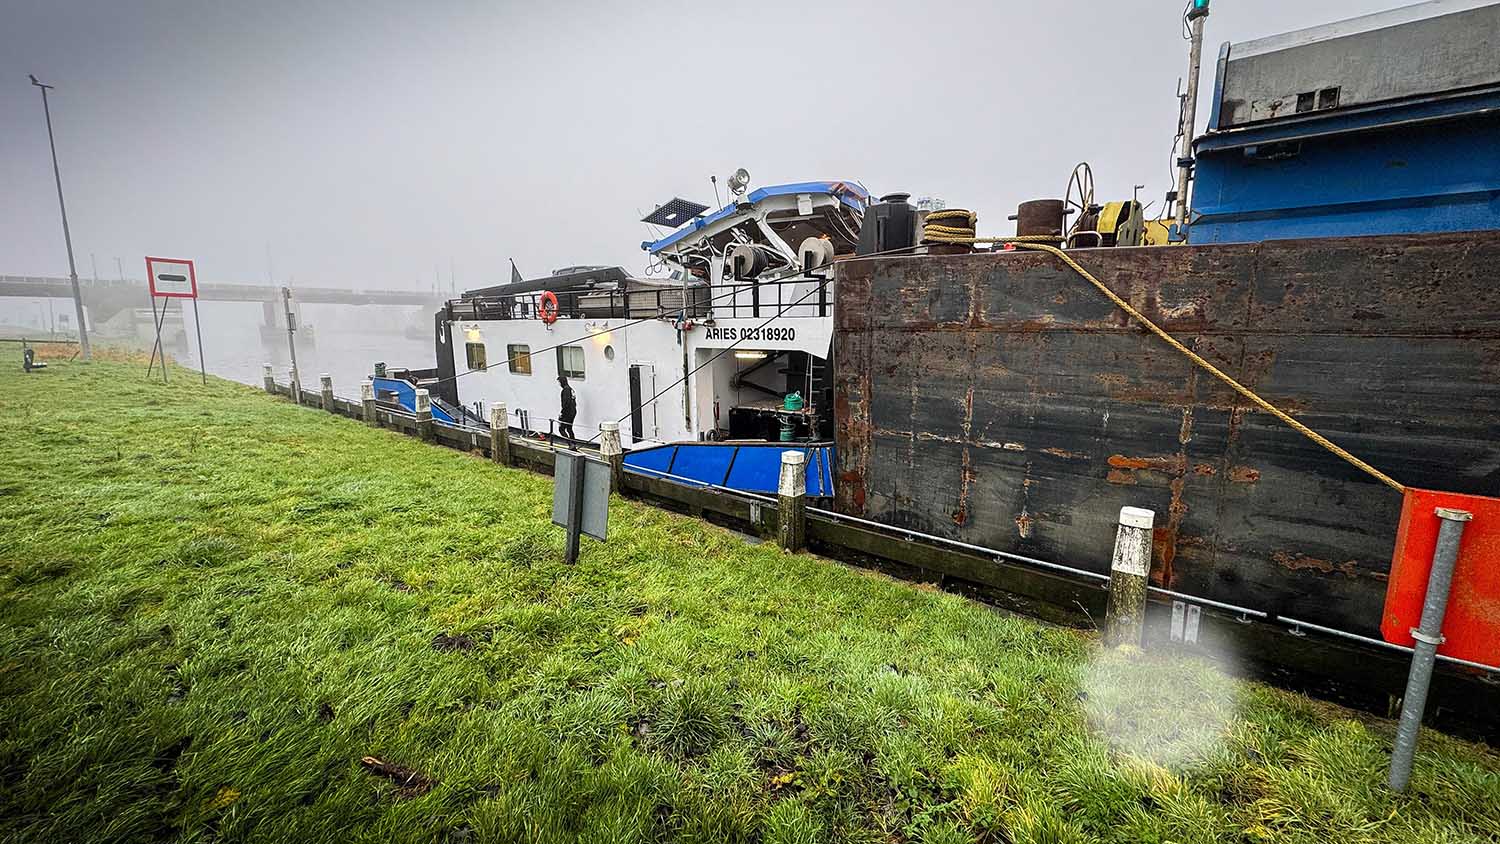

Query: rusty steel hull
left=834, top=232, right=1500, bottom=636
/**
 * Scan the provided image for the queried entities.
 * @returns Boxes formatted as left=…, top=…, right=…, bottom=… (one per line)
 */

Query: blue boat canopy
left=642, top=180, right=870, bottom=255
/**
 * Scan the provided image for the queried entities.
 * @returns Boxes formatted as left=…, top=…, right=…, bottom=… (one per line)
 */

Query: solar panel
left=642, top=197, right=710, bottom=228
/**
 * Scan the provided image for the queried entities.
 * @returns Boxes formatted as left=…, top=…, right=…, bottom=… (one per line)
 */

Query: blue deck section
left=1190, top=83, right=1500, bottom=244
left=624, top=442, right=836, bottom=497
left=371, top=376, right=457, bottom=424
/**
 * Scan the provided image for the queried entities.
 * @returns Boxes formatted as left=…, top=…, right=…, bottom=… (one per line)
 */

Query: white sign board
left=694, top=317, right=834, bottom=354
left=145, top=256, right=198, bottom=299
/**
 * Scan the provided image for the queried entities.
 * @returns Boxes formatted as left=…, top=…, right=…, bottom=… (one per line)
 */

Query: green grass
left=1, top=358, right=1497, bottom=843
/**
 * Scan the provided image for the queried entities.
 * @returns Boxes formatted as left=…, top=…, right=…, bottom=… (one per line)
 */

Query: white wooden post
left=1105, top=506, right=1155, bottom=647
left=361, top=379, right=376, bottom=425
left=778, top=450, right=807, bottom=551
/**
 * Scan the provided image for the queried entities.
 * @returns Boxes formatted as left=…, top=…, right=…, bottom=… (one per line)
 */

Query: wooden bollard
left=599, top=421, right=623, bottom=492
left=490, top=402, right=510, bottom=465
left=777, top=450, right=806, bottom=552
left=361, top=379, right=377, bottom=425
left=415, top=388, right=434, bottom=441
left=320, top=373, right=334, bottom=411
left=1105, top=506, right=1155, bottom=647
left=263, top=363, right=274, bottom=393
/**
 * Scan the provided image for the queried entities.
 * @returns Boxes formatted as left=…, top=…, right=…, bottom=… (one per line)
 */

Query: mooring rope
left=919, top=212, right=1407, bottom=493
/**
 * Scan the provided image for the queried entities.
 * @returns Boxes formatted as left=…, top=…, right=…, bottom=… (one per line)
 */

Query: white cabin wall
left=625, top=322, right=693, bottom=444
left=451, top=316, right=689, bottom=447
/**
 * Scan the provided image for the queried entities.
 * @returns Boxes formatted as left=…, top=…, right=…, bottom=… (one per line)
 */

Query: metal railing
left=446, top=285, right=712, bottom=322
left=443, top=276, right=834, bottom=323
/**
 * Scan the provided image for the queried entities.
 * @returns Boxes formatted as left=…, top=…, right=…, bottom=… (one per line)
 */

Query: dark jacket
left=559, top=386, right=577, bottom=422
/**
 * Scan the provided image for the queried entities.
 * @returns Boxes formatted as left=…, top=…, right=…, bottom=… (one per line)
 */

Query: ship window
left=560, top=345, right=586, bottom=380
left=507, top=344, right=532, bottom=375
left=465, top=342, right=487, bottom=371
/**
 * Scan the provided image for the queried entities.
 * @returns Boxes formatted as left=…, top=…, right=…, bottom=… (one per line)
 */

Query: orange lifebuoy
left=538, top=290, right=559, bottom=325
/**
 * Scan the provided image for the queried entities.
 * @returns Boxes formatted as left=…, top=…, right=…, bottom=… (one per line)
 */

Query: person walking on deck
left=557, top=375, right=577, bottom=442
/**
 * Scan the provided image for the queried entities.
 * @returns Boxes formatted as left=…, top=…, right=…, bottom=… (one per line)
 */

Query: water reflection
left=170, top=300, right=434, bottom=396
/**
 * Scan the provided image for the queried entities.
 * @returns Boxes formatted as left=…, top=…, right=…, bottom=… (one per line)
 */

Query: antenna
left=710, top=175, right=723, bottom=211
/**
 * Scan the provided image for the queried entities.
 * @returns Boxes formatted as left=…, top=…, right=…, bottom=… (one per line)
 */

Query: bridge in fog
left=1, top=275, right=444, bottom=309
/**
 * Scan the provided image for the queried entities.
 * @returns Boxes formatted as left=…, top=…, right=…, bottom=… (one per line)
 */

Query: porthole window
left=603, top=345, right=616, bottom=362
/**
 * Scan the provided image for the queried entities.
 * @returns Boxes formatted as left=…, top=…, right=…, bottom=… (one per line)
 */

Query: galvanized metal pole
left=1105, top=506, right=1155, bottom=647
left=1388, top=507, right=1473, bottom=792
left=281, top=286, right=300, bottom=402
left=191, top=297, right=207, bottom=384
left=31, top=77, right=90, bottom=361
left=1175, top=6, right=1209, bottom=229
left=777, top=450, right=806, bottom=551
left=145, top=291, right=167, bottom=383
left=563, top=453, right=585, bottom=565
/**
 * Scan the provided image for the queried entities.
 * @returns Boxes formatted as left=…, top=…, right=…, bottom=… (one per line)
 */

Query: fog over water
left=3, top=0, right=1400, bottom=288
left=171, top=300, right=433, bottom=395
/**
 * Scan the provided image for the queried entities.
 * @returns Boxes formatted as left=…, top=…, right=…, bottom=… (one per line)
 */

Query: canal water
left=171, top=300, right=434, bottom=397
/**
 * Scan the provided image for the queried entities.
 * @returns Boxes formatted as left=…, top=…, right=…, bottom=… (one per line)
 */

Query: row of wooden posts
left=270, top=365, right=1158, bottom=650
left=260, top=368, right=1500, bottom=737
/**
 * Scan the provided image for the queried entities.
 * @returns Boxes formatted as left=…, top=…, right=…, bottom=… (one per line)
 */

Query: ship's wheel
left=1064, top=162, right=1096, bottom=235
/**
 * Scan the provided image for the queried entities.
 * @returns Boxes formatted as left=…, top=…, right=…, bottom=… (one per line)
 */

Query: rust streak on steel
left=833, top=231, right=1500, bottom=637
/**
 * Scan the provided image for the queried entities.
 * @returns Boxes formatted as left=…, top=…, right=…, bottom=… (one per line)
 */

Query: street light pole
left=30, top=74, right=90, bottom=360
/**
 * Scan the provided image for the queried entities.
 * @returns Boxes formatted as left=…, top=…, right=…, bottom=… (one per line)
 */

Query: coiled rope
left=921, top=210, right=1407, bottom=493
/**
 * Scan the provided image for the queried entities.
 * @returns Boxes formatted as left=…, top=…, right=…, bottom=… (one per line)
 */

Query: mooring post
left=286, top=367, right=300, bottom=404
left=1389, top=507, right=1473, bottom=792
left=415, top=388, right=434, bottom=442
left=263, top=363, right=274, bottom=393
left=361, top=379, right=377, bottom=426
left=490, top=402, right=510, bottom=465
left=1105, top=506, right=1155, bottom=647
left=777, top=450, right=807, bottom=552
left=599, top=421, right=623, bottom=493
left=320, top=373, right=334, bottom=412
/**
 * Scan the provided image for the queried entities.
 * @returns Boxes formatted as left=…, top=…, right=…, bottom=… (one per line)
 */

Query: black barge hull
left=834, top=232, right=1500, bottom=638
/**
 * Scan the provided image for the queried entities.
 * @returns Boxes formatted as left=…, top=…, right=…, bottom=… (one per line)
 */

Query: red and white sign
left=145, top=256, right=198, bottom=298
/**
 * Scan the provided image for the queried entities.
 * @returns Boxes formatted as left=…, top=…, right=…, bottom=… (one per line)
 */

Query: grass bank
left=1, top=359, right=1496, bottom=843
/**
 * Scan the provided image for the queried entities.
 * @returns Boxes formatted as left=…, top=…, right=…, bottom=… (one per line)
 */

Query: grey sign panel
left=552, top=450, right=610, bottom=541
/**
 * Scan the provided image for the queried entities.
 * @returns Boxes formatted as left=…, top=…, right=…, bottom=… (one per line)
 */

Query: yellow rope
left=919, top=222, right=1407, bottom=493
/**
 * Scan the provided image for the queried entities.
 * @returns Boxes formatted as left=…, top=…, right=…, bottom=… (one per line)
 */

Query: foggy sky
left=2, top=0, right=1401, bottom=291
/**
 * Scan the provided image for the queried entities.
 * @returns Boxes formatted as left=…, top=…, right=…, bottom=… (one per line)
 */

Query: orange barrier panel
left=1382, top=489, right=1500, bottom=665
